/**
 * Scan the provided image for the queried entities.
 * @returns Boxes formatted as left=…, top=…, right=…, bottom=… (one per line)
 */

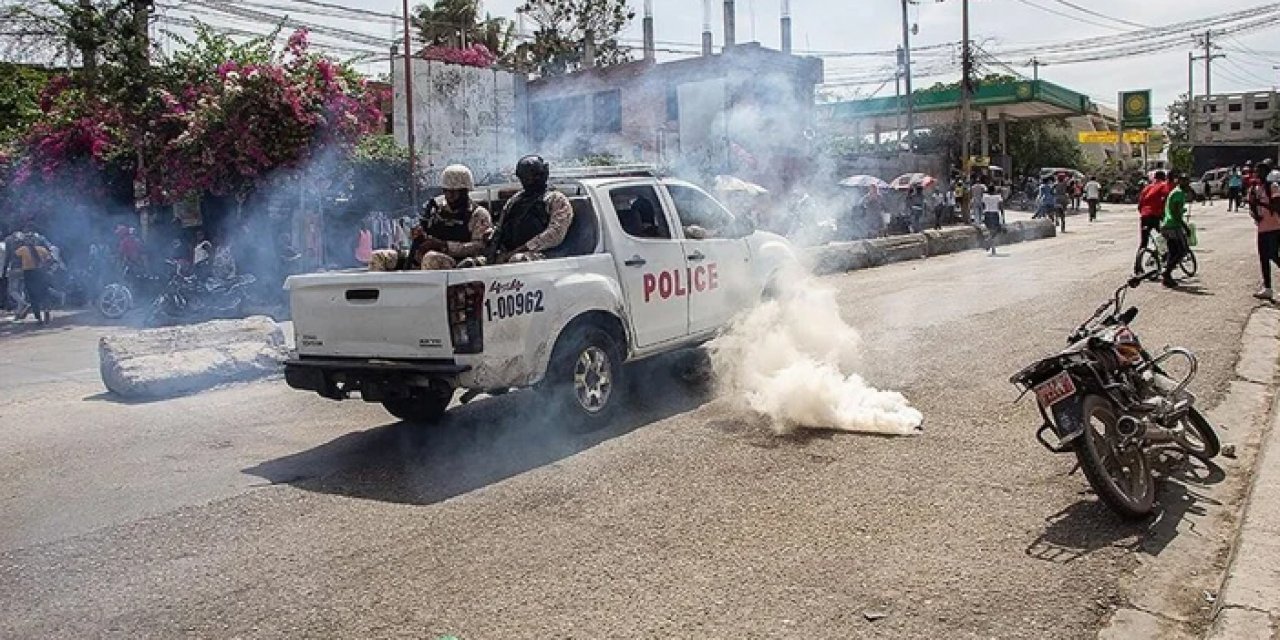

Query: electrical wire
left=1042, top=0, right=1148, bottom=30
left=1008, top=0, right=1127, bottom=32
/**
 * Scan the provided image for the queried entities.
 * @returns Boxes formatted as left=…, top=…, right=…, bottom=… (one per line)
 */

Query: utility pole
left=1190, top=37, right=1225, bottom=147
left=900, top=0, right=915, bottom=149
left=896, top=47, right=904, bottom=148
left=1031, top=57, right=1040, bottom=82
left=400, top=0, right=418, bottom=212
left=1204, top=30, right=1213, bottom=96
left=1188, top=50, right=1195, bottom=146
left=960, top=0, right=972, bottom=178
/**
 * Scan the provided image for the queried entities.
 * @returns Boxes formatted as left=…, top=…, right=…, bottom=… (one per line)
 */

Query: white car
left=284, top=167, right=798, bottom=429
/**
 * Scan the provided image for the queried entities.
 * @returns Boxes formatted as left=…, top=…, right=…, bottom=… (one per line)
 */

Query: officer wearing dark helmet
left=488, top=155, right=574, bottom=263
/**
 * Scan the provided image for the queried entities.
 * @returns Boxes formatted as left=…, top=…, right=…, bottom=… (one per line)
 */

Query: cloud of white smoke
left=708, top=277, right=924, bottom=436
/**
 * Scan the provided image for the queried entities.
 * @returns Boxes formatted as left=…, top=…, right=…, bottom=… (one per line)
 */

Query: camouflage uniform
left=368, top=195, right=493, bottom=271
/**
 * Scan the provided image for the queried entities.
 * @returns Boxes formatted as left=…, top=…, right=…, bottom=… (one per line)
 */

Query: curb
left=804, top=219, right=1057, bottom=276
left=1096, top=307, right=1280, bottom=640
left=1204, top=309, right=1280, bottom=639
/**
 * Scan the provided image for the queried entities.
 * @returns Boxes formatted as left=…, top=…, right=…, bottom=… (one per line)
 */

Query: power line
left=1008, top=0, right=1127, bottom=31
left=1042, top=0, right=1148, bottom=30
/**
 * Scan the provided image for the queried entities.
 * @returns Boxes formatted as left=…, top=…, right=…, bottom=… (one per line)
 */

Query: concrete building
left=520, top=43, right=823, bottom=187
left=1193, top=91, right=1278, bottom=144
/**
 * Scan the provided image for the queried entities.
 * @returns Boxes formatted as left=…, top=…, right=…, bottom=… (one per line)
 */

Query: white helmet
left=441, top=164, right=474, bottom=190
left=1269, top=169, right=1280, bottom=184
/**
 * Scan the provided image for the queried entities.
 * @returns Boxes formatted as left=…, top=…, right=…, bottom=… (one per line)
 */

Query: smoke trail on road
left=708, top=277, right=923, bottom=436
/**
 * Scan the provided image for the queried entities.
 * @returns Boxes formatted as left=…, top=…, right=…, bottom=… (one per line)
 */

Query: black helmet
left=515, top=155, right=550, bottom=183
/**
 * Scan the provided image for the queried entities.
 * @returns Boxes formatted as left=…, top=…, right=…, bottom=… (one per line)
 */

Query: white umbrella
left=840, top=175, right=890, bottom=189
left=714, top=175, right=769, bottom=196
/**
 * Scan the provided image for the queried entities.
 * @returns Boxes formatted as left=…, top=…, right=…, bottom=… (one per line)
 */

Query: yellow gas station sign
left=1077, top=131, right=1149, bottom=144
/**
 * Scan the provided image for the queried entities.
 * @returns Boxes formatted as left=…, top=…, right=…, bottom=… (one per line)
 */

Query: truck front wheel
left=382, top=382, right=453, bottom=424
left=544, top=325, right=626, bottom=432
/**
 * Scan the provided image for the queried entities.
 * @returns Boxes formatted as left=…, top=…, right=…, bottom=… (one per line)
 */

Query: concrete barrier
left=923, top=226, right=981, bottom=256
left=867, top=235, right=927, bottom=265
left=801, top=218, right=1057, bottom=276
left=99, top=316, right=288, bottom=399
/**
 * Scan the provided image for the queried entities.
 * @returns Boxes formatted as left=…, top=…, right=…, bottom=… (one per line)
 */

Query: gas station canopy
left=820, top=79, right=1095, bottom=131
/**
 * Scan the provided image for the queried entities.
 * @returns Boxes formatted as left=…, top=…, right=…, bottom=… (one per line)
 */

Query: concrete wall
left=392, top=58, right=525, bottom=183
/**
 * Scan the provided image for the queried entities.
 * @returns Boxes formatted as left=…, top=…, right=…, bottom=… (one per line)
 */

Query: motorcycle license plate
left=1035, top=372, right=1077, bottom=408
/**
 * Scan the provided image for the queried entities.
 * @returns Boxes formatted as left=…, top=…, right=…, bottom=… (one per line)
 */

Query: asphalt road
left=0, top=201, right=1267, bottom=639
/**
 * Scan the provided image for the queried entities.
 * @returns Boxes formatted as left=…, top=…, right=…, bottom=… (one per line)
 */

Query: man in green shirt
left=1160, top=172, right=1193, bottom=288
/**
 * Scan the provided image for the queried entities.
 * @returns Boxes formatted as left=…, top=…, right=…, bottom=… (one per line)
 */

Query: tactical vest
left=423, top=196, right=475, bottom=243
left=495, top=190, right=552, bottom=252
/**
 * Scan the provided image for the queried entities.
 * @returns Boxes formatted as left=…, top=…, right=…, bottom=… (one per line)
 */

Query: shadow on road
left=243, top=351, right=713, bottom=506
left=1025, top=451, right=1226, bottom=563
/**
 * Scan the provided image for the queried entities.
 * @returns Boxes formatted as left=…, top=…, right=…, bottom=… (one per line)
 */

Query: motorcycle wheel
left=1176, top=406, right=1221, bottom=463
left=98, top=283, right=133, bottom=319
left=1180, top=251, right=1198, bottom=278
left=1073, top=394, right=1157, bottom=519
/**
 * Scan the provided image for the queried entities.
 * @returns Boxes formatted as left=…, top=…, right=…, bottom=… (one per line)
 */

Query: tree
left=0, top=0, right=154, bottom=98
left=413, top=0, right=514, bottom=57
left=0, top=62, right=54, bottom=145
left=1165, top=96, right=1189, bottom=146
left=510, top=0, right=634, bottom=77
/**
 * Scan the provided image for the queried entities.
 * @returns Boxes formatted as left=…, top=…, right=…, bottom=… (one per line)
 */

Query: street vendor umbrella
left=713, top=174, right=769, bottom=196
left=839, top=175, right=890, bottom=189
left=890, top=173, right=937, bottom=190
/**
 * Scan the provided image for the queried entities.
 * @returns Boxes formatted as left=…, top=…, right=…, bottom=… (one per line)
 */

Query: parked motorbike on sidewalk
left=146, top=260, right=256, bottom=327
left=1010, top=274, right=1221, bottom=519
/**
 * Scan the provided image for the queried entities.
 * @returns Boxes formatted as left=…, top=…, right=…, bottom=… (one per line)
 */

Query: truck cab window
left=666, top=184, right=735, bottom=239
left=609, top=185, right=671, bottom=240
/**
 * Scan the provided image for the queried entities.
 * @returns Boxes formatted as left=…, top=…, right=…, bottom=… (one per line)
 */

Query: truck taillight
left=447, top=281, right=485, bottom=354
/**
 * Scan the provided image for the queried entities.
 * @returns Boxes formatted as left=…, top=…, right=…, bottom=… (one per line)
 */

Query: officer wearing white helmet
left=369, top=164, right=493, bottom=271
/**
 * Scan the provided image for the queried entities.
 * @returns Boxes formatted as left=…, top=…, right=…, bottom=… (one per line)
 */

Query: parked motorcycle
left=1010, top=273, right=1221, bottom=519
left=146, top=260, right=256, bottom=326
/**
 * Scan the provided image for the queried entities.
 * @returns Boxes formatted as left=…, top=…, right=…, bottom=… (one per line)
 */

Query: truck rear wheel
left=544, top=325, right=626, bottom=432
left=382, top=383, right=453, bottom=425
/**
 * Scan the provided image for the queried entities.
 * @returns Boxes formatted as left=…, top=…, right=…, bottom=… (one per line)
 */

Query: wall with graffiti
left=392, top=58, right=526, bottom=185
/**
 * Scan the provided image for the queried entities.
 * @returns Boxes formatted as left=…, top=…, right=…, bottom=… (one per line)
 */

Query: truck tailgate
left=287, top=271, right=453, bottom=359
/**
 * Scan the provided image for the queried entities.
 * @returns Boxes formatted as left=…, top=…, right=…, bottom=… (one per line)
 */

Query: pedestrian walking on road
left=1160, top=172, right=1193, bottom=289
left=1070, top=178, right=1083, bottom=212
left=1085, top=176, right=1102, bottom=222
left=969, top=178, right=986, bottom=225
left=7, top=231, right=53, bottom=324
left=1054, top=175, right=1070, bottom=232
left=1135, top=170, right=1171, bottom=275
left=1227, top=167, right=1244, bottom=212
left=1034, top=176, right=1056, bottom=220
left=980, top=178, right=1006, bottom=256
left=1249, top=161, right=1280, bottom=300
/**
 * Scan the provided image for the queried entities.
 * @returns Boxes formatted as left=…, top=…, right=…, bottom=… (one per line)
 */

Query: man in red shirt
left=1135, top=170, right=1171, bottom=275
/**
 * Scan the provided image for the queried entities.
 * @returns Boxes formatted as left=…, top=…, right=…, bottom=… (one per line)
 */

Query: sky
left=152, top=0, right=1280, bottom=125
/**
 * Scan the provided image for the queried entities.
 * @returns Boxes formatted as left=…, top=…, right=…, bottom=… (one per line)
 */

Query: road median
left=99, top=316, right=289, bottom=400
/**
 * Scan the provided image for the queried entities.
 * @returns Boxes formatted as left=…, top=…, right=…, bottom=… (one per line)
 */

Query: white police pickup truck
left=284, top=167, right=797, bottom=429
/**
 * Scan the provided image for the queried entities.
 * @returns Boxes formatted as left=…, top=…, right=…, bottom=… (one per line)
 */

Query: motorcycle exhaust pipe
left=1116, top=415, right=1144, bottom=440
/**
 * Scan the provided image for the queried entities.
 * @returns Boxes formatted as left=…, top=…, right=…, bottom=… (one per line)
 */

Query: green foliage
left=1171, top=146, right=1193, bottom=174
left=1165, top=96, right=1189, bottom=146
left=0, top=63, right=54, bottom=145
left=343, top=135, right=423, bottom=213
left=413, top=0, right=515, bottom=56
left=510, top=0, right=634, bottom=77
